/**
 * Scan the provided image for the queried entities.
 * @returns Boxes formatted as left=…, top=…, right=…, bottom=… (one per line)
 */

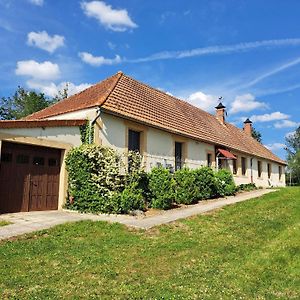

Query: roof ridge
left=98, top=71, right=123, bottom=106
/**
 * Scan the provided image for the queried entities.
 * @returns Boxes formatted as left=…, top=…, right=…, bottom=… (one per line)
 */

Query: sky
left=0, top=0, right=300, bottom=159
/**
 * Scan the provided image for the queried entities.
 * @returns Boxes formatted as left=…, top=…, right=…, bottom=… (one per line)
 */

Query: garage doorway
left=0, top=142, right=61, bottom=213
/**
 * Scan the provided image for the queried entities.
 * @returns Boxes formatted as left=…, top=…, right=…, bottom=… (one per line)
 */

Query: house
left=0, top=71, right=286, bottom=213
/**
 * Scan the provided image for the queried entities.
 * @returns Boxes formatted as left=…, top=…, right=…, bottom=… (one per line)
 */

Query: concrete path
left=0, top=189, right=276, bottom=240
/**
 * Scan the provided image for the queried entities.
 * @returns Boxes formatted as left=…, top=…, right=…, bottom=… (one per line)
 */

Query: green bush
left=65, top=145, right=144, bottom=214
left=148, top=167, right=174, bottom=209
left=215, top=169, right=236, bottom=197
left=173, top=168, right=197, bottom=204
left=194, top=167, right=217, bottom=200
left=237, top=183, right=257, bottom=192
left=118, top=182, right=145, bottom=213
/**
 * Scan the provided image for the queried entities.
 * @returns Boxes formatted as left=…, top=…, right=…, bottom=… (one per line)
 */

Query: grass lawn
left=0, top=220, right=11, bottom=227
left=0, top=188, right=299, bottom=299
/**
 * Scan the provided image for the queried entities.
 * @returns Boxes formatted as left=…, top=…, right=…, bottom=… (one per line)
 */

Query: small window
left=128, top=129, right=140, bottom=152
left=16, top=154, right=29, bottom=164
left=279, top=166, right=282, bottom=180
left=175, top=142, right=183, bottom=170
left=258, top=161, right=262, bottom=178
left=233, top=159, right=237, bottom=175
left=48, top=158, right=59, bottom=167
left=241, top=157, right=247, bottom=176
left=1, top=153, right=12, bottom=163
left=33, top=156, right=44, bottom=166
left=267, top=163, right=271, bottom=179
left=207, top=153, right=212, bottom=167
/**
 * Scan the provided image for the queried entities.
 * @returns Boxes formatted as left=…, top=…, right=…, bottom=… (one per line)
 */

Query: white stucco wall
left=98, top=112, right=286, bottom=187
left=47, top=108, right=97, bottom=121
left=0, top=127, right=82, bottom=147
left=228, top=154, right=285, bottom=187
left=99, top=113, right=215, bottom=172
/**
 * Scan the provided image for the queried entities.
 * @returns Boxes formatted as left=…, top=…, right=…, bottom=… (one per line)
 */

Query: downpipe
left=89, top=107, right=101, bottom=144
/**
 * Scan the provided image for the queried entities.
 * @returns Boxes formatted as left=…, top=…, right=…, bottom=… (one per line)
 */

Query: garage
left=0, top=142, right=61, bottom=213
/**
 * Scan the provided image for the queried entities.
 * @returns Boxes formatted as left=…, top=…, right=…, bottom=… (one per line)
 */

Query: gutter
left=89, top=107, right=101, bottom=144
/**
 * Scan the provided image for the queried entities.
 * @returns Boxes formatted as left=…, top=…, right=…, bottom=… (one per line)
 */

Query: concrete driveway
left=0, top=189, right=276, bottom=240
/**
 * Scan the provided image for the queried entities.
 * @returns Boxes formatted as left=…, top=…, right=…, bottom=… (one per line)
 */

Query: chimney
left=215, top=101, right=226, bottom=124
left=243, top=118, right=253, bottom=136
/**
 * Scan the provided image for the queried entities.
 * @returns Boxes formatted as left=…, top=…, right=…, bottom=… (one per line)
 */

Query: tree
left=252, top=127, right=262, bottom=143
left=285, top=126, right=300, bottom=185
left=0, top=87, right=53, bottom=120
left=52, top=82, right=69, bottom=103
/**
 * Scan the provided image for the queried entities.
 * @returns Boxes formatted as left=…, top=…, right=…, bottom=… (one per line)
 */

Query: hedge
left=65, top=145, right=237, bottom=213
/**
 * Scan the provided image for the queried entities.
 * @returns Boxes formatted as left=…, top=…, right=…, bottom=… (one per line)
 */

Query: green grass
left=0, top=188, right=299, bottom=299
left=0, top=220, right=11, bottom=227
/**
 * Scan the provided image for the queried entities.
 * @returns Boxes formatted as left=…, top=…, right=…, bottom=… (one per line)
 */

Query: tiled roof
left=0, top=119, right=86, bottom=128
left=25, top=72, right=286, bottom=165
left=25, top=72, right=122, bottom=120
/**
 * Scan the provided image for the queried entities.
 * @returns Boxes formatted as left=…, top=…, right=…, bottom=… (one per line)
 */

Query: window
left=48, top=158, right=59, bottom=167
left=33, top=156, right=44, bottom=166
left=207, top=153, right=212, bottom=167
left=233, top=158, right=237, bottom=175
left=1, top=152, right=12, bottom=163
left=258, top=161, right=262, bottom=178
left=241, top=157, right=247, bottom=176
left=267, top=163, right=271, bottom=179
left=175, top=142, right=183, bottom=170
left=16, top=154, right=29, bottom=164
left=279, top=166, right=282, bottom=180
left=128, top=129, right=140, bottom=152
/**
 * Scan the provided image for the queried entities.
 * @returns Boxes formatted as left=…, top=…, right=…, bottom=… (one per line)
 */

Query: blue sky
left=0, top=0, right=300, bottom=159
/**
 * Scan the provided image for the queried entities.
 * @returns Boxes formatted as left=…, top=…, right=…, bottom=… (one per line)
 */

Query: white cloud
left=128, top=38, right=300, bottom=63
left=27, top=80, right=91, bottom=97
left=250, top=111, right=290, bottom=122
left=274, top=120, right=300, bottom=128
left=27, top=31, right=65, bottom=53
left=187, top=91, right=218, bottom=112
left=79, top=51, right=121, bottom=66
left=229, top=93, right=268, bottom=114
left=265, top=143, right=286, bottom=151
left=81, top=1, right=137, bottom=32
left=15, top=60, right=60, bottom=81
left=28, top=0, right=44, bottom=6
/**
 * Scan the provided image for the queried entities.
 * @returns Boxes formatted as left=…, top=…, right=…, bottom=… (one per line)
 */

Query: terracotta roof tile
left=24, top=71, right=286, bottom=165
left=25, top=72, right=122, bottom=120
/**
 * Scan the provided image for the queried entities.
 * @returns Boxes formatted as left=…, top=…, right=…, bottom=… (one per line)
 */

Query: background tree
left=285, top=126, right=300, bottom=185
left=252, top=127, right=262, bottom=143
left=0, top=87, right=52, bottom=120
left=52, top=82, right=69, bottom=103
left=0, top=85, right=69, bottom=120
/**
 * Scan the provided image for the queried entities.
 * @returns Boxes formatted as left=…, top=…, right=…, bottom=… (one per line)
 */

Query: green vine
left=79, top=121, right=94, bottom=144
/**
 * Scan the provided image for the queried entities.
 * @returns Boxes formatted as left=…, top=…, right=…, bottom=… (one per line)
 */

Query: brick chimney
left=243, top=118, right=253, bottom=136
left=215, top=102, right=226, bottom=124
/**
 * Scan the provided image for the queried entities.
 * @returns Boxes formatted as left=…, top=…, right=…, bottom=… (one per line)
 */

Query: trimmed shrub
left=118, top=181, right=145, bottom=213
left=173, top=168, right=197, bottom=204
left=215, top=169, right=236, bottom=196
left=148, top=167, right=174, bottom=209
left=237, top=183, right=257, bottom=192
left=194, top=167, right=217, bottom=200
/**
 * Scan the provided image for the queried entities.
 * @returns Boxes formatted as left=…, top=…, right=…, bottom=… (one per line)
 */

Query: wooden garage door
left=0, top=142, right=61, bottom=213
